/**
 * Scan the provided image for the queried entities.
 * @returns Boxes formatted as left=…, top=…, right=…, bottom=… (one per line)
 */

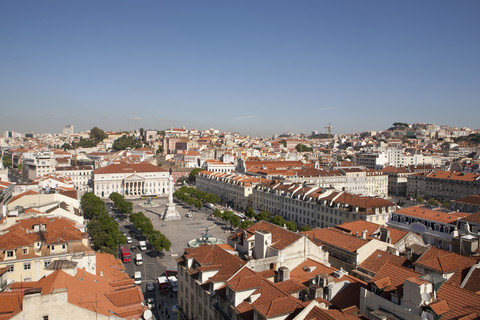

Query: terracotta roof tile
left=93, top=162, right=167, bottom=174
left=370, top=262, right=420, bottom=295
left=359, top=250, right=409, bottom=274
left=395, top=205, right=469, bottom=224
left=245, top=221, right=302, bottom=251
left=302, top=228, right=368, bottom=252
left=415, top=247, right=476, bottom=275
left=436, top=283, right=480, bottom=319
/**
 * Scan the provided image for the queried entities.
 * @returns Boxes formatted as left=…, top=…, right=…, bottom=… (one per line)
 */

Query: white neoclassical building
left=93, top=162, right=170, bottom=199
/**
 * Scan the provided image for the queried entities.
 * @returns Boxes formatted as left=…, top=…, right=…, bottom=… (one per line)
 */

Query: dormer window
left=23, top=248, right=28, bottom=255
left=6, top=250, right=14, bottom=257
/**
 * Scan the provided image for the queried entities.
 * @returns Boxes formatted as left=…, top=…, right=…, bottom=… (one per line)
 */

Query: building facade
left=93, top=162, right=169, bottom=199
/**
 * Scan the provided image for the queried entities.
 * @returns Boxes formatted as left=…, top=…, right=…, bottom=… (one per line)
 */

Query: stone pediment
left=125, top=174, right=146, bottom=181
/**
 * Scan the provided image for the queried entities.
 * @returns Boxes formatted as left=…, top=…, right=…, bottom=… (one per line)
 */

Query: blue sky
left=1, top=1, right=479, bottom=136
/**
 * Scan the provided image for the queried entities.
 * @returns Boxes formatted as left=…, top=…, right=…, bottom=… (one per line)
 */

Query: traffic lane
left=119, top=223, right=165, bottom=289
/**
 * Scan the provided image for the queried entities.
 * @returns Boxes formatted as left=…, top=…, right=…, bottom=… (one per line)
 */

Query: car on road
left=131, top=245, right=137, bottom=252
left=146, top=281, right=154, bottom=292
left=172, top=304, right=178, bottom=313
left=134, top=271, right=142, bottom=285
left=126, top=236, right=132, bottom=244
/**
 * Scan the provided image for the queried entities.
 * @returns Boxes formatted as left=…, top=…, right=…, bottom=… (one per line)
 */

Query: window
left=23, top=248, right=28, bottom=255
left=7, top=265, right=14, bottom=272
left=43, top=316, right=49, bottom=320
left=51, top=246, right=55, bottom=251
left=44, top=260, right=51, bottom=268
left=62, top=244, right=66, bottom=250
left=24, top=262, right=31, bottom=270
left=6, top=251, right=13, bottom=257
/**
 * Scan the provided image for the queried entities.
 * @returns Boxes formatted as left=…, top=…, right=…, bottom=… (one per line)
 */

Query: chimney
left=277, top=266, right=290, bottom=282
left=361, top=230, right=367, bottom=239
left=309, top=285, right=323, bottom=300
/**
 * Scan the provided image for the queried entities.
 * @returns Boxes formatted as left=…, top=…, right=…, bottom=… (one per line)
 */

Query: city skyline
left=1, top=1, right=479, bottom=136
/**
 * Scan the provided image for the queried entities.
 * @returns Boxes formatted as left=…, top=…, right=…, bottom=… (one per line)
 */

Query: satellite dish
left=421, top=292, right=431, bottom=302
left=143, top=309, right=153, bottom=320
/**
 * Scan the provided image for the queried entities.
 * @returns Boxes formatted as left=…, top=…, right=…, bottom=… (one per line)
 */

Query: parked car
left=131, top=246, right=137, bottom=252
left=134, top=271, right=142, bottom=285
left=146, top=281, right=154, bottom=292
left=126, top=236, right=132, bottom=244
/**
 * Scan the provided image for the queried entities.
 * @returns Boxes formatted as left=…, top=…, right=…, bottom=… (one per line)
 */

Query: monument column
left=163, top=174, right=180, bottom=221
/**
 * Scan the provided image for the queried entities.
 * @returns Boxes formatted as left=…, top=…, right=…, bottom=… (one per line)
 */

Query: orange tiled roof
left=302, top=228, right=369, bottom=252
left=371, top=262, right=420, bottom=294
left=435, top=283, right=480, bottom=319
left=359, top=250, right=409, bottom=274
left=184, top=245, right=246, bottom=283
left=395, top=205, right=469, bottom=224
left=415, top=247, right=476, bottom=285
left=0, top=292, right=22, bottom=320
left=290, top=258, right=366, bottom=309
left=93, top=162, right=167, bottom=174
left=0, top=216, right=86, bottom=254
left=32, top=269, right=146, bottom=319
left=245, top=221, right=302, bottom=251
left=426, top=171, right=479, bottom=182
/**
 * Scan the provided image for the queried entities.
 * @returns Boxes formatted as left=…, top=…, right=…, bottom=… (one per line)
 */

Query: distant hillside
left=454, top=133, right=480, bottom=144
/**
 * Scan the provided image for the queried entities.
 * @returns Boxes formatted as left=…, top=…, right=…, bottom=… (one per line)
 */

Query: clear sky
left=1, top=1, right=479, bottom=137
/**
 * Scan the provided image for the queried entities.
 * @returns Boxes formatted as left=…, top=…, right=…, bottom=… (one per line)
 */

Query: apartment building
left=359, top=262, right=480, bottom=319
left=22, top=151, right=56, bottom=181
left=55, top=165, right=94, bottom=192
left=285, top=168, right=388, bottom=198
left=0, top=252, right=146, bottom=319
left=177, top=243, right=362, bottom=320
left=449, top=194, right=480, bottom=213
left=203, top=159, right=235, bottom=173
left=196, top=171, right=269, bottom=210
left=227, top=221, right=329, bottom=271
left=93, top=162, right=169, bottom=199
left=0, top=216, right=95, bottom=283
left=253, top=183, right=396, bottom=228
left=406, top=170, right=480, bottom=201
left=387, top=205, right=469, bottom=250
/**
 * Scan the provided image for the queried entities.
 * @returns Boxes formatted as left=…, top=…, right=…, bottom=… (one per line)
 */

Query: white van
left=135, top=253, right=143, bottom=265
left=134, top=271, right=142, bottom=284
left=139, top=240, right=147, bottom=251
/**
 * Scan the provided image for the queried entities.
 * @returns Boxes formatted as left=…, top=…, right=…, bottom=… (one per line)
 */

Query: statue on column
left=163, top=172, right=181, bottom=221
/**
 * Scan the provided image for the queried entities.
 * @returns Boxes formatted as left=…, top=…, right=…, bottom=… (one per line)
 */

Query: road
left=106, top=197, right=233, bottom=319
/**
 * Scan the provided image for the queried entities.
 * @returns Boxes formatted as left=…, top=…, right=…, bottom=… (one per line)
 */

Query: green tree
left=89, top=127, right=107, bottom=143
left=2, top=155, right=12, bottom=168
left=428, top=198, right=438, bottom=206
left=299, top=224, right=312, bottom=231
left=442, top=200, right=450, bottom=208
left=189, top=168, right=204, bottom=183
left=229, top=215, right=241, bottom=228
left=295, top=144, right=313, bottom=152
left=213, top=209, right=222, bottom=218
left=61, top=143, right=72, bottom=150
left=81, top=192, right=107, bottom=219
left=245, top=207, right=256, bottom=219
left=222, top=211, right=233, bottom=222
left=416, top=196, right=424, bottom=203
left=285, top=221, right=297, bottom=232
left=271, top=215, right=286, bottom=227
left=112, top=134, right=142, bottom=151
left=257, top=210, right=271, bottom=222
left=240, top=220, right=254, bottom=229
